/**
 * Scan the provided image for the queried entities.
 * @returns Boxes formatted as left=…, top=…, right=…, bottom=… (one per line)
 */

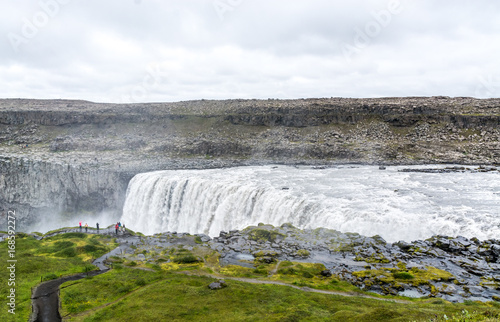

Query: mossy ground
left=60, top=266, right=500, bottom=322
left=68, top=243, right=499, bottom=321
left=0, top=233, right=117, bottom=322
left=352, top=265, right=457, bottom=297
left=2, top=233, right=500, bottom=321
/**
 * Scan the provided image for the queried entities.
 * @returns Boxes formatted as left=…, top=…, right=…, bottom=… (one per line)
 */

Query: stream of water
left=121, top=165, right=500, bottom=242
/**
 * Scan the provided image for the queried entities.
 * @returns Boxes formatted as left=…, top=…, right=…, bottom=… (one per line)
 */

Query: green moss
left=219, top=265, right=256, bottom=278
left=173, top=254, right=201, bottom=264
left=392, top=271, right=414, bottom=280
left=295, top=249, right=311, bottom=257
left=46, top=232, right=87, bottom=239
left=396, top=261, right=407, bottom=271
left=278, top=267, right=298, bottom=275
left=253, top=250, right=278, bottom=257
left=247, top=228, right=285, bottom=243
left=353, top=265, right=456, bottom=295
left=411, top=266, right=454, bottom=282
left=354, top=252, right=390, bottom=264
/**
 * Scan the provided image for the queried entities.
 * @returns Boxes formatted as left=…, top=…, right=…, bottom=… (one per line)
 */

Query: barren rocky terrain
left=0, top=96, right=499, bottom=169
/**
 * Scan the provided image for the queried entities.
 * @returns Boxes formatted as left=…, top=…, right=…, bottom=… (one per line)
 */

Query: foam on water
left=120, top=165, right=500, bottom=242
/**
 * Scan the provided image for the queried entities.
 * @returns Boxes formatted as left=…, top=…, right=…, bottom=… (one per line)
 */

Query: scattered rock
left=208, top=280, right=227, bottom=290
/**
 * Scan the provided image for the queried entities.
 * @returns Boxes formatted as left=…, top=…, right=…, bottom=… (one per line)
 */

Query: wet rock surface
left=399, top=166, right=499, bottom=173
left=205, top=224, right=500, bottom=302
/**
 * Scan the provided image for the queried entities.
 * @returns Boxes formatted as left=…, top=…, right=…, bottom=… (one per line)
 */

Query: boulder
left=208, top=280, right=227, bottom=290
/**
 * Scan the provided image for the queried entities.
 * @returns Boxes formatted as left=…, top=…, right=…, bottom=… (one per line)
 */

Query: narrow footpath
left=29, top=229, right=131, bottom=322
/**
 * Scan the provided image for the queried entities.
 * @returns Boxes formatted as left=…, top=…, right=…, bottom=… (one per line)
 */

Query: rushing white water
left=121, top=165, right=500, bottom=242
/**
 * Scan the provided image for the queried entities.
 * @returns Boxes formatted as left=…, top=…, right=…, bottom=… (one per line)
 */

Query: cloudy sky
left=1, top=0, right=499, bottom=103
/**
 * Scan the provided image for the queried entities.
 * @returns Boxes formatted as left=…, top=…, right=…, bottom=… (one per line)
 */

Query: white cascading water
left=121, top=165, right=500, bottom=242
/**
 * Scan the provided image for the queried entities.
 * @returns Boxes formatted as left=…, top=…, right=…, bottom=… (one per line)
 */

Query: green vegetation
left=353, top=266, right=455, bottom=297
left=173, top=254, right=202, bottom=264
left=60, top=268, right=163, bottom=316
left=392, top=271, right=414, bottom=280
left=59, top=267, right=500, bottom=322
left=295, top=249, right=311, bottom=257
left=2, top=231, right=500, bottom=321
left=246, top=228, right=285, bottom=243
left=354, top=252, right=391, bottom=263
left=0, top=233, right=117, bottom=321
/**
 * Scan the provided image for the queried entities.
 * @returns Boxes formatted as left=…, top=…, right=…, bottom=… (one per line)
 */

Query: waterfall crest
left=121, top=166, right=500, bottom=242
left=121, top=169, right=321, bottom=237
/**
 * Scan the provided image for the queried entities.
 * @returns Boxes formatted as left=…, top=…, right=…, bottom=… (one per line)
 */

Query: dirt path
left=30, top=269, right=109, bottom=322
left=29, top=229, right=138, bottom=321
left=29, top=244, right=125, bottom=322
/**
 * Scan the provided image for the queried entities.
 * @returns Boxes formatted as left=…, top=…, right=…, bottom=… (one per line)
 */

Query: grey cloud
left=0, top=0, right=499, bottom=102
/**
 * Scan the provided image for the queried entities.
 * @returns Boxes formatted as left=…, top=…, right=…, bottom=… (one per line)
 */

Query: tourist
left=79, top=221, right=82, bottom=231
left=115, top=223, right=119, bottom=235
left=85, top=223, right=88, bottom=233
left=96, top=222, right=99, bottom=233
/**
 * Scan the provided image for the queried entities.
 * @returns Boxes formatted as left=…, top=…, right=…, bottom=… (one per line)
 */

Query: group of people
left=78, top=221, right=89, bottom=232
left=78, top=221, right=124, bottom=234
left=114, top=221, right=125, bottom=234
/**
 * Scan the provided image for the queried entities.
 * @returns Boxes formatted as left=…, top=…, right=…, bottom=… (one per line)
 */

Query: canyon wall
left=0, top=156, right=130, bottom=231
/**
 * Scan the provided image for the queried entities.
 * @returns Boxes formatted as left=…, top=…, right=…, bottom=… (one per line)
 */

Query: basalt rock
left=210, top=224, right=500, bottom=302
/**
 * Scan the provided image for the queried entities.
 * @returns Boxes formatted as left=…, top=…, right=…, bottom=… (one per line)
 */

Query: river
left=120, top=165, right=500, bottom=242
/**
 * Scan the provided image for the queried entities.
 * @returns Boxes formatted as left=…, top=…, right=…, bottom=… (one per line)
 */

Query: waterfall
left=121, top=165, right=500, bottom=242
left=121, top=169, right=322, bottom=237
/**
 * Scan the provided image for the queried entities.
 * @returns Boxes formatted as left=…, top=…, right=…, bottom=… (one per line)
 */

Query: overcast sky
left=1, top=0, right=499, bottom=103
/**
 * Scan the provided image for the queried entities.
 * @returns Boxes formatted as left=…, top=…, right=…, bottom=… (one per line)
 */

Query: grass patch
left=60, top=268, right=163, bottom=316
left=60, top=271, right=500, bottom=321
left=173, top=254, right=201, bottom=264
left=392, top=271, right=414, bottom=280
left=0, top=233, right=117, bottom=321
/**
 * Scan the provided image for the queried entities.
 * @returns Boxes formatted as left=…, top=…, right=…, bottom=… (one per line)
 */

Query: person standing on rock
left=85, top=223, right=88, bottom=233
left=115, top=223, right=119, bottom=235
left=96, top=222, right=99, bottom=233
left=79, top=221, right=82, bottom=231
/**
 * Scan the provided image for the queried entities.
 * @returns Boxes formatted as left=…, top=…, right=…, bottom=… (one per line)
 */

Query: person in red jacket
left=115, top=223, right=119, bottom=235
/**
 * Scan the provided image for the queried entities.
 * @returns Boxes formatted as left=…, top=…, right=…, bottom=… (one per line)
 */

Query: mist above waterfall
left=120, top=165, right=500, bottom=242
